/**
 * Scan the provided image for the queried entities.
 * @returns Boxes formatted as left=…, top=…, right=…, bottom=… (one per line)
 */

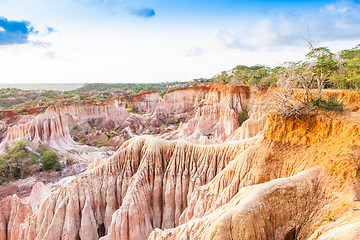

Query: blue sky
left=0, top=0, right=359, bottom=83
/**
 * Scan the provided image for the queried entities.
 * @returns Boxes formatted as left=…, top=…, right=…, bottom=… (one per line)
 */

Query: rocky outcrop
left=160, top=84, right=250, bottom=143
left=226, top=110, right=267, bottom=142
left=0, top=84, right=253, bottom=209
left=61, top=100, right=132, bottom=129
left=121, top=91, right=162, bottom=113
left=3, top=106, right=76, bottom=148
left=0, top=106, right=111, bottom=164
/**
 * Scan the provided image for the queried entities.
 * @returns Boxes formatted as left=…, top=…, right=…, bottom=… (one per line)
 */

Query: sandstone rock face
left=121, top=90, right=163, bottom=113
left=28, top=182, right=51, bottom=213
left=0, top=195, right=32, bottom=240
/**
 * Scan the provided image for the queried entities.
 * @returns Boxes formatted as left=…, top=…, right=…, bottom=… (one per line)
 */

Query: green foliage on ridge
left=66, top=82, right=188, bottom=94
left=210, top=44, right=360, bottom=91
left=0, top=141, right=61, bottom=184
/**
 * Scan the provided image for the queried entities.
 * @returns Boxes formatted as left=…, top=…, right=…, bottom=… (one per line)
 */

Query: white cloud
left=212, top=29, right=242, bottom=49
left=185, top=47, right=206, bottom=57
left=212, top=0, right=360, bottom=51
left=0, top=26, right=4, bottom=32
left=323, top=2, right=349, bottom=14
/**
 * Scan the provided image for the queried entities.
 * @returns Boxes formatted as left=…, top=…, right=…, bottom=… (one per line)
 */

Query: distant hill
left=0, top=83, right=84, bottom=91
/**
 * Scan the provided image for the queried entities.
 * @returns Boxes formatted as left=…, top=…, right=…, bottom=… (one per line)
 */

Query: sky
left=0, top=0, right=359, bottom=83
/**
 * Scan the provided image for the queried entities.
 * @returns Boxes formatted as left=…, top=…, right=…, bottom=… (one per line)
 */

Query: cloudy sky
left=0, top=0, right=359, bottom=83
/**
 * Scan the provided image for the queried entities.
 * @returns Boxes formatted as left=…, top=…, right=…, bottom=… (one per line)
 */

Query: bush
left=66, top=158, right=74, bottom=165
left=238, top=109, right=249, bottom=125
left=160, top=124, right=166, bottom=133
left=40, top=90, right=59, bottom=98
left=40, top=150, right=61, bottom=170
left=126, top=104, right=141, bottom=114
left=309, top=98, right=343, bottom=111
left=95, top=139, right=111, bottom=147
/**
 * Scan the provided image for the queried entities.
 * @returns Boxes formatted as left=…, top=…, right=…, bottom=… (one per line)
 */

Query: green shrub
left=160, top=124, right=166, bottom=133
left=106, top=131, right=118, bottom=137
left=309, top=98, right=343, bottom=111
left=40, top=90, right=59, bottom=98
left=66, top=158, right=74, bottom=165
left=40, top=150, right=61, bottom=170
left=74, top=131, right=85, bottom=142
left=126, top=104, right=140, bottom=114
left=238, top=109, right=249, bottom=125
left=29, top=155, right=39, bottom=164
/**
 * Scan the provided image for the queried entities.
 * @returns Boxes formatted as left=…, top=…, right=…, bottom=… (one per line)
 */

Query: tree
left=334, top=44, right=360, bottom=89
left=270, top=45, right=343, bottom=117
left=230, top=64, right=275, bottom=88
left=306, top=46, right=339, bottom=98
left=212, top=71, right=231, bottom=83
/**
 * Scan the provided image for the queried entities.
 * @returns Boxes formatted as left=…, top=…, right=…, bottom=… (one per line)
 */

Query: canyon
left=0, top=83, right=359, bottom=239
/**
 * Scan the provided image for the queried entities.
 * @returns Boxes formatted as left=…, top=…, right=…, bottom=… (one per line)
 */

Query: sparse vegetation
left=308, top=97, right=343, bottom=111
left=66, top=158, right=74, bottom=165
left=66, top=82, right=188, bottom=94
left=94, top=139, right=111, bottom=147
left=0, top=141, right=62, bottom=184
left=126, top=104, right=142, bottom=114
left=262, top=43, right=355, bottom=117
left=238, top=109, right=249, bottom=125
left=160, top=124, right=166, bottom=133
